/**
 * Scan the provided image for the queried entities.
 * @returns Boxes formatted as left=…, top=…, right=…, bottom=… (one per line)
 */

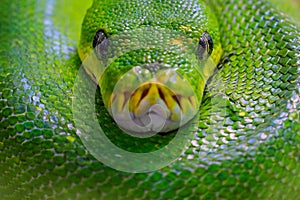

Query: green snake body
left=0, top=0, right=299, bottom=199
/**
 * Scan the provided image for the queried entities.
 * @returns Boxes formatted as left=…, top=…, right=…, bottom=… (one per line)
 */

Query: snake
left=0, top=0, right=299, bottom=199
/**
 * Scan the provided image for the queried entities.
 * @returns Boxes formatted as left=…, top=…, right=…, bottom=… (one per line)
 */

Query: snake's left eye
left=197, top=32, right=213, bottom=60
left=93, top=29, right=108, bottom=60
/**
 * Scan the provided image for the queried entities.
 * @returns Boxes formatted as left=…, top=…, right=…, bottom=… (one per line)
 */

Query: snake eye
left=197, top=32, right=213, bottom=60
left=93, top=29, right=108, bottom=60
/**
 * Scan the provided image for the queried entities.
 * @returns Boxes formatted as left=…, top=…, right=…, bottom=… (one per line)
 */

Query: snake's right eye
left=93, top=29, right=108, bottom=60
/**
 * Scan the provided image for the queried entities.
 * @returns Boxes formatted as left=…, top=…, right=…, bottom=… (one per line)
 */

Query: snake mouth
left=109, top=82, right=198, bottom=135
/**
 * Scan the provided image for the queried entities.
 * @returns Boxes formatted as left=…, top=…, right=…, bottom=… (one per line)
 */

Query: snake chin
left=109, top=82, right=198, bottom=137
left=112, top=106, right=181, bottom=137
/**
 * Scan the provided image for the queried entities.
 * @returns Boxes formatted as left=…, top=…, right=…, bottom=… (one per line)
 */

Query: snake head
left=80, top=26, right=219, bottom=137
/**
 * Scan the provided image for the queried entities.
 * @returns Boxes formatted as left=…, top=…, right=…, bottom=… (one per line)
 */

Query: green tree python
left=0, top=0, right=299, bottom=199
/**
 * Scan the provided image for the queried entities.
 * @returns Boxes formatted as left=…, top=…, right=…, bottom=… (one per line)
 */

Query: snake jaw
left=109, top=82, right=198, bottom=135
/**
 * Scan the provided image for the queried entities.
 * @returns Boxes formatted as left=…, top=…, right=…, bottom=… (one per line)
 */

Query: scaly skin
left=78, top=0, right=222, bottom=134
left=0, top=0, right=299, bottom=200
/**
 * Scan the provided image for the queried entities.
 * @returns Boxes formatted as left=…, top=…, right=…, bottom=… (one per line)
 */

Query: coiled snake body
left=0, top=0, right=299, bottom=199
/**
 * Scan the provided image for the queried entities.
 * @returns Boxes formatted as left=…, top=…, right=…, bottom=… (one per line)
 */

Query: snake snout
left=110, top=82, right=198, bottom=137
left=130, top=82, right=180, bottom=133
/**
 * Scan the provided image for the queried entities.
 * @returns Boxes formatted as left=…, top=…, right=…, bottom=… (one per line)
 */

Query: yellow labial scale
left=170, top=108, right=180, bottom=121
left=147, top=83, right=160, bottom=105
left=130, top=88, right=145, bottom=112
left=159, top=86, right=177, bottom=110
